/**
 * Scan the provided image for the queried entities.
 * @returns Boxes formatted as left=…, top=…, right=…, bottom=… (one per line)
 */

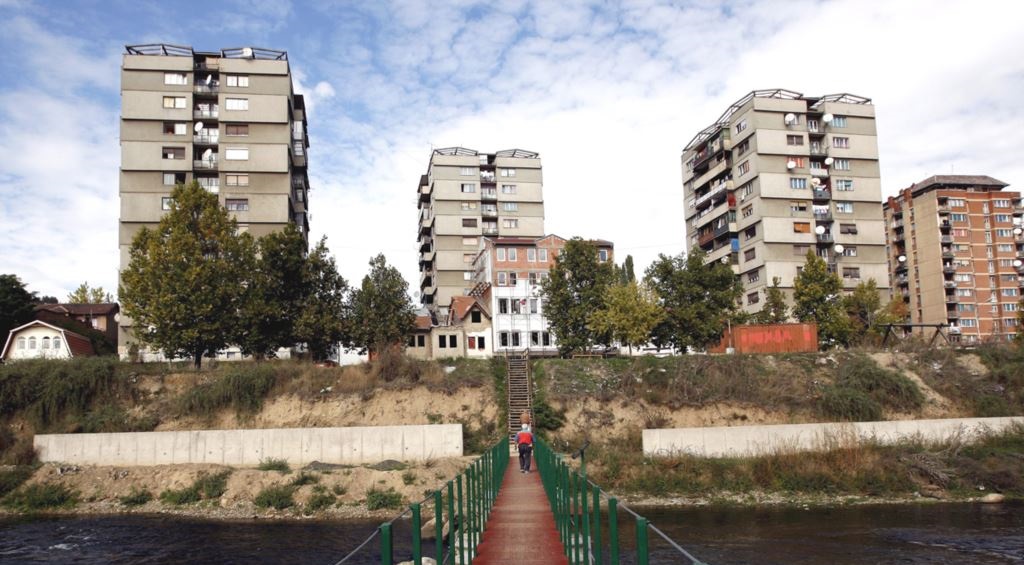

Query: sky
left=1, top=0, right=1022, bottom=301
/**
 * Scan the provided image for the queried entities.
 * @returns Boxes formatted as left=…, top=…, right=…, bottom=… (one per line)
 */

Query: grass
left=0, top=466, right=34, bottom=498
left=158, top=470, right=232, bottom=505
left=303, top=485, right=336, bottom=515
left=2, top=483, right=78, bottom=511
left=159, top=485, right=200, bottom=505
left=290, top=472, right=320, bottom=486
left=0, top=357, right=124, bottom=430
left=176, top=365, right=276, bottom=418
left=258, top=458, right=291, bottom=473
left=118, top=488, right=153, bottom=506
left=254, top=485, right=296, bottom=510
left=401, top=471, right=416, bottom=485
left=365, top=487, right=403, bottom=510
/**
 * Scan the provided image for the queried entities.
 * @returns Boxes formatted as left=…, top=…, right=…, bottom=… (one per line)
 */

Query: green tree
left=349, top=254, right=415, bottom=354
left=616, top=255, right=636, bottom=284
left=539, top=238, right=616, bottom=355
left=235, top=225, right=308, bottom=359
left=67, top=282, right=113, bottom=303
left=644, top=249, right=743, bottom=351
left=119, top=182, right=252, bottom=368
left=793, top=251, right=851, bottom=348
left=295, top=238, right=352, bottom=361
left=588, top=280, right=663, bottom=354
left=754, top=277, right=789, bottom=324
left=0, top=274, right=37, bottom=338
left=845, top=278, right=886, bottom=342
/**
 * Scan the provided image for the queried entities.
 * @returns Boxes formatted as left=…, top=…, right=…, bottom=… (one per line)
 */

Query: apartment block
left=119, top=44, right=310, bottom=355
left=470, top=235, right=613, bottom=355
left=417, top=148, right=545, bottom=318
left=884, top=175, right=1021, bottom=344
left=682, top=89, right=889, bottom=314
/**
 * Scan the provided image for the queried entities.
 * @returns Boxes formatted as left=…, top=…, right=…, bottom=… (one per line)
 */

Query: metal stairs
left=505, top=351, right=533, bottom=442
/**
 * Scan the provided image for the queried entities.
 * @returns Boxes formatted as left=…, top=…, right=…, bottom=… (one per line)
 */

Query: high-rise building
left=119, top=44, right=310, bottom=355
left=883, top=175, right=1021, bottom=344
left=681, top=89, right=889, bottom=313
left=417, top=148, right=544, bottom=318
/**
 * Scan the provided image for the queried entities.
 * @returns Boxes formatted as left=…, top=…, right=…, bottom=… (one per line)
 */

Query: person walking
left=516, top=423, right=534, bottom=473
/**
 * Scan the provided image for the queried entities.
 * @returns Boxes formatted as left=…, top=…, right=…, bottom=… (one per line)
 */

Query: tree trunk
left=193, top=350, right=202, bottom=370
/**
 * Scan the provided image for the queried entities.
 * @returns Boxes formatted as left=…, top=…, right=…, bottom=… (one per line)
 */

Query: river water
left=0, top=502, right=1021, bottom=564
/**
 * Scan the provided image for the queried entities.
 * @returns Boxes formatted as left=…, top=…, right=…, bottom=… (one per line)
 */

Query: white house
left=2, top=320, right=95, bottom=361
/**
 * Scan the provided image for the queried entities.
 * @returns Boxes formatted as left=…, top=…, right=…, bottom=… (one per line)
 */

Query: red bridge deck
left=472, top=457, right=569, bottom=565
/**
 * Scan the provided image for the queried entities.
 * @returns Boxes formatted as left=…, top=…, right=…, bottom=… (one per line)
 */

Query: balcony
left=891, top=219, right=904, bottom=229
left=809, top=167, right=829, bottom=178
left=194, top=84, right=218, bottom=95
left=195, top=61, right=219, bottom=70
left=419, top=270, right=434, bottom=288
left=814, top=211, right=833, bottom=222
left=420, top=249, right=435, bottom=264
left=419, top=215, right=433, bottom=235
left=694, top=181, right=731, bottom=209
left=937, top=204, right=951, bottom=214
left=942, top=264, right=956, bottom=275
left=816, top=232, right=834, bottom=244
left=809, top=144, right=828, bottom=156
left=943, top=281, right=957, bottom=289
left=193, top=109, right=219, bottom=119
left=481, top=190, right=498, bottom=201
left=1018, top=277, right=1024, bottom=288
left=196, top=178, right=219, bottom=193
left=419, top=185, right=430, bottom=202
left=945, top=294, right=959, bottom=304
left=896, top=274, right=909, bottom=286
left=940, top=235, right=954, bottom=244
left=893, top=231, right=905, bottom=242
left=193, top=134, right=219, bottom=145
left=419, top=236, right=432, bottom=252
left=483, top=227, right=498, bottom=236
left=697, top=230, right=716, bottom=248
left=948, top=326, right=962, bottom=335
left=481, top=208, right=498, bottom=218
left=812, top=189, right=832, bottom=201
left=895, top=263, right=908, bottom=274
left=193, top=157, right=218, bottom=170
left=946, top=309, right=960, bottom=319
left=941, top=248, right=955, bottom=259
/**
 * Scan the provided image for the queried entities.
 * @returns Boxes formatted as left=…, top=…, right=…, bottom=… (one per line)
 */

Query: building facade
left=118, top=44, right=311, bottom=355
left=883, top=175, right=1021, bottom=344
left=681, top=90, right=889, bottom=314
left=417, top=148, right=545, bottom=319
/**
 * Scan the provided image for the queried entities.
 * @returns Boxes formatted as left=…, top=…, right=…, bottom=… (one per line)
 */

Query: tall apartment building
left=682, top=90, right=889, bottom=314
left=417, top=148, right=544, bottom=318
left=883, top=175, right=1021, bottom=344
left=119, top=44, right=310, bottom=355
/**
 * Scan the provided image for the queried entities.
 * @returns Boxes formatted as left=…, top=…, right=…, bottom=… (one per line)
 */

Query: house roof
left=414, top=315, right=433, bottom=331
left=35, top=303, right=119, bottom=316
left=450, top=296, right=490, bottom=322
left=906, top=175, right=1009, bottom=197
left=1, top=320, right=95, bottom=359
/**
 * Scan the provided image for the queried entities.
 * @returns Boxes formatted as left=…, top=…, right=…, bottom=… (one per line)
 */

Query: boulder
left=420, top=517, right=449, bottom=540
left=980, top=493, right=1005, bottom=504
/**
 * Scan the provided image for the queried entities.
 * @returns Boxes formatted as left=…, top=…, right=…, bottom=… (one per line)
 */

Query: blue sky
left=1, top=0, right=1023, bottom=299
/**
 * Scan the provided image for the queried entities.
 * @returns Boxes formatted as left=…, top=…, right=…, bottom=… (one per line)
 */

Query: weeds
left=290, top=472, right=319, bottom=486
left=401, top=471, right=416, bottom=485
left=254, top=485, right=295, bottom=510
left=0, top=357, right=123, bottom=430
left=258, top=458, right=291, bottom=473
left=118, top=488, right=153, bottom=506
left=304, top=485, right=336, bottom=515
left=176, top=365, right=276, bottom=418
left=158, top=470, right=231, bottom=505
left=2, top=483, right=78, bottom=511
left=365, top=487, right=403, bottom=510
left=0, top=466, right=34, bottom=498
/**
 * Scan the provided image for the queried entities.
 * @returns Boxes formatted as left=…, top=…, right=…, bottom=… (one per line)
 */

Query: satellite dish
left=787, top=160, right=797, bottom=169
left=1014, top=218, right=1022, bottom=226
left=898, top=255, right=907, bottom=263
left=205, top=75, right=213, bottom=86
left=1015, top=260, right=1023, bottom=268
left=1015, top=227, right=1023, bottom=235
left=413, top=290, right=420, bottom=298
left=810, top=177, right=822, bottom=187
left=194, top=122, right=204, bottom=133
left=202, top=148, right=213, bottom=159
left=815, top=225, right=826, bottom=235
left=784, top=113, right=797, bottom=124
left=822, top=113, right=834, bottom=123
left=824, top=157, right=835, bottom=166
left=241, top=47, right=254, bottom=58
left=720, top=256, right=729, bottom=264
left=834, top=244, right=845, bottom=254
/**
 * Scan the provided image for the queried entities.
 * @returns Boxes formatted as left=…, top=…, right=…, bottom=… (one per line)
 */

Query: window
left=449, top=335, right=457, bottom=348
left=500, top=168, right=516, bottom=177
left=463, top=237, right=478, bottom=246
left=995, top=214, right=1011, bottom=223
left=225, top=174, right=249, bottom=186
left=744, top=248, right=756, bottom=261
left=463, top=253, right=474, bottom=263
left=163, top=172, right=184, bottom=185
left=161, top=197, right=173, bottom=210
left=994, top=199, right=1011, bottom=208
left=223, top=147, right=248, bottom=160
left=478, top=336, right=486, bottom=349
left=790, top=178, right=807, bottom=189
left=834, top=179, right=854, bottom=191
left=463, top=272, right=472, bottom=281
left=954, top=273, right=972, bottom=283
left=501, top=184, right=517, bottom=194
left=835, top=201, right=854, bottom=214
left=527, top=248, right=536, bottom=261
left=226, top=198, right=249, bottom=211
left=831, top=116, right=848, bottom=128
left=789, top=157, right=806, bottom=168
left=53, top=337, right=62, bottom=350
left=16, top=337, right=25, bottom=350
left=503, top=202, right=519, bottom=212
left=471, top=311, right=481, bottom=323
left=599, top=249, right=609, bottom=262
left=742, top=205, right=753, bottom=218
left=832, top=137, right=850, bottom=148
left=163, top=122, right=186, bottom=135
left=790, top=201, right=808, bottom=213
left=499, top=299, right=509, bottom=314
left=459, top=167, right=475, bottom=176
left=496, top=248, right=506, bottom=261
left=794, top=244, right=809, bottom=256
left=747, top=291, right=759, bottom=305
left=225, top=124, right=249, bottom=136
left=735, top=139, right=750, bottom=155
left=164, top=72, right=187, bottom=85
left=41, top=337, right=51, bottom=350
left=842, top=267, right=861, bottom=279
left=499, top=332, right=509, bottom=347
left=529, top=298, right=539, bottom=314
left=744, top=226, right=756, bottom=240
left=960, top=319, right=977, bottom=327
left=162, top=147, right=185, bottom=159
left=539, top=249, right=548, bottom=262
left=503, top=219, right=519, bottom=229
left=833, top=158, right=850, bottom=170
left=162, top=96, right=186, bottom=109
left=957, top=288, right=973, bottom=297
left=460, top=202, right=477, bottom=210
left=997, top=229, right=1013, bottom=237
left=947, top=198, right=966, bottom=208
left=735, top=119, right=748, bottom=133
left=1005, top=303, right=1019, bottom=312
left=225, top=98, right=249, bottom=111
left=225, top=75, right=249, bottom=87
left=737, top=160, right=750, bottom=175
left=842, top=246, right=858, bottom=257
left=461, top=183, right=476, bottom=193
left=531, top=331, right=541, bottom=346
left=741, top=182, right=754, bottom=197
left=747, top=270, right=760, bottom=283
left=793, top=222, right=811, bottom=233
left=511, top=333, right=521, bottom=347
left=462, top=218, right=478, bottom=228
left=1002, top=288, right=1019, bottom=297
left=497, top=271, right=508, bottom=286
left=508, top=248, right=518, bottom=261
left=786, top=135, right=804, bottom=146
left=438, top=335, right=447, bottom=349
left=839, top=223, right=858, bottom=234
left=28, top=337, right=36, bottom=350
left=951, top=213, right=967, bottom=223
left=511, top=299, right=522, bottom=314
left=999, top=243, right=1014, bottom=252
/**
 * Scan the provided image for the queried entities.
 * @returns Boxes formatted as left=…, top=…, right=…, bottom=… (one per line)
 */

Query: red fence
left=708, top=323, right=818, bottom=354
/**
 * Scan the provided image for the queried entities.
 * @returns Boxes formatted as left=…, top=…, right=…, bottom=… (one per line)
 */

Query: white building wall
left=490, top=280, right=557, bottom=353
left=6, top=327, right=72, bottom=360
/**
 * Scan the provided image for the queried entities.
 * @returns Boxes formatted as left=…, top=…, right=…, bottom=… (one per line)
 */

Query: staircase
left=506, top=351, right=533, bottom=443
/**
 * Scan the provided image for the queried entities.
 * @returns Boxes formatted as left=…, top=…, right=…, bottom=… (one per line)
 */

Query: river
left=0, top=502, right=1020, bottom=564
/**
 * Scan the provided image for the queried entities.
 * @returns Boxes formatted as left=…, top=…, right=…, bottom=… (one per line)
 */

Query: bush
left=836, top=355, right=923, bottom=412
left=331, top=484, right=347, bottom=496
left=159, top=486, right=200, bottom=505
left=290, top=472, right=319, bottom=486
left=0, top=428, right=37, bottom=466
left=0, top=466, right=34, bottom=498
left=80, top=404, right=159, bottom=433
left=176, top=365, right=276, bottom=418
left=254, top=485, right=295, bottom=510
left=365, top=487, right=403, bottom=510
left=820, top=386, right=882, bottom=422
left=119, top=488, right=153, bottom=506
left=258, top=458, right=290, bottom=473
left=194, top=470, right=231, bottom=499
left=2, top=483, right=77, bottom=511
left=304, top=486, right=335, bottom=515
left=0, top=357, right=122, bottom=429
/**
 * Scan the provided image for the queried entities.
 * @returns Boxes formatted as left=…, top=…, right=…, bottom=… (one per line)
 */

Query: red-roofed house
left=2, top=320, right=96, bottom=361
left=34, top=303, right=119, bottom=350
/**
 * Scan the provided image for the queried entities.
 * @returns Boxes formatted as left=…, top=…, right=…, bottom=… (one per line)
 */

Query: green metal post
left=434, top=490, right=443, bottom=565
left=608, top=497, right=619, bottom=565
left=457, top=474, right=465, bottom=565
left=447, top=481, right=455, bottom=564
left=380, top=522, right=393, bottom=565
left=636, top=517, right=649, bottom=565
left=469, top=464, right=477, bottom=558
left=592, top=484, right=602, bottom=565
left=582, top=474, right=590, bottom=565
left=411, top=502, right=422, bottom=565
left=572, top=471, right=580, bottom=565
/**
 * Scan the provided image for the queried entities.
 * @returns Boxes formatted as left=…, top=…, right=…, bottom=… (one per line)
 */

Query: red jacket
left=516, top=430, right=534, bottom=446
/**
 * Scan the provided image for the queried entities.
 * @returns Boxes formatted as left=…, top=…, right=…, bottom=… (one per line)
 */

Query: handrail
left=330, top=437, right=509, bottom=565
left=535, top=439, right=710, bottom=565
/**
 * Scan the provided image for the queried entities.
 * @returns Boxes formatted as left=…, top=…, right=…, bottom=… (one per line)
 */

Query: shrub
left=0, top=466, right=34, bottom=498
left=254, top=485, right=295, bottom=510
left=365, top=487, right=403, bottom=510
left=194, top=470, right=231, bottom=499
left=304, top=487, right=335, bottom=515
left=401, top=471, right=416, bottom=486
left=119, top=488, right=153, bottom=506
left=159, top=486, right=200, bottom=505
left=3, top=483, right=77, bottom=511
left=836, top=355, right=923, bottom=412
left=331, top=484, right=347, bottom=496
left=80, top=404, right=159, bottom=433
left=176, top=365, right=276, bottom=418
left=258, top=458, right=290, bottom=473
left=820, top=386, right=882, bottom=422
left=290, top=472, right=319, bottom=486
left=0, top=429, right=37, bottom=466
left=0, top=357, right=122, bottom=429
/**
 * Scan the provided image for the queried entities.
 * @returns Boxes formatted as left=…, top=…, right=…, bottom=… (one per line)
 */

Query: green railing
left=331, top=438, right=509, bottom=565
left=535, top=440, right=709, bottom=565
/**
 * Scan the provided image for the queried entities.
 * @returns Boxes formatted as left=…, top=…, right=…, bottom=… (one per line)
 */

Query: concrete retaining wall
left=643, top=417, right=1024, bottom=458
left=34, top=424, right=463, bottom=467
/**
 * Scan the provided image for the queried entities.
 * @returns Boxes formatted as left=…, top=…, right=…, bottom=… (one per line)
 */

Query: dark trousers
left=518, top=443, right=533, bottom=471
